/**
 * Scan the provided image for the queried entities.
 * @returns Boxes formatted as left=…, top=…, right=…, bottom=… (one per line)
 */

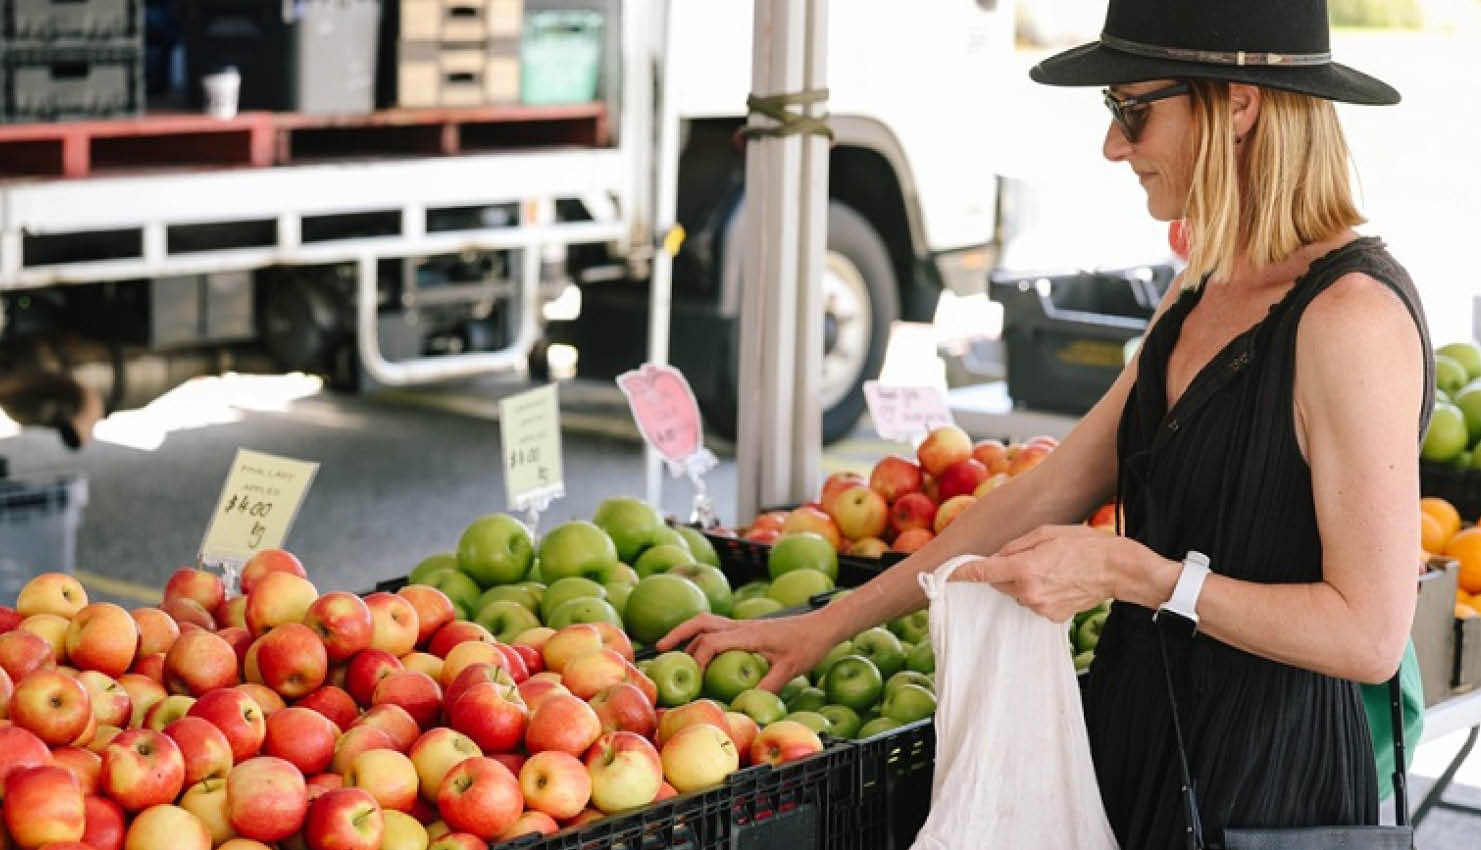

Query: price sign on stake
left=199, top=448, right=319, bottom=587
left=617, top=363, right=718, bottom=527
left=864, top=381, right=954, bottom=442
left=499, top=383, right=565, bottom=529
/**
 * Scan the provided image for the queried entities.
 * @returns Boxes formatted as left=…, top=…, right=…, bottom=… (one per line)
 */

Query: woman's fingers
left=686, top=625, right=765, bottom=669
left=757, top=662, right=802, bottom=693
left=655, top=613, right=735, bottom=652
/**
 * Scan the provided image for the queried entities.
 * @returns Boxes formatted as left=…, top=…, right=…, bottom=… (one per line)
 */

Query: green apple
left=811, top=640, right=855, bottom=682
left=767, top=569, right=834, bottom=608
left=898, top=640, right=915, bottom=659
left=591, top=497, right=666, bottom=563
left=1439, top=341, right=1481, bottom=381
left=852, top=627, right=906, bottom=680
left=880, top=683, right=936, bottom=723
left=823, top=655, right=883, bottom=713
left=887, top=609, right=929, bottom=645
left=474, top=599, right=542, bottom=643
left=730, top=688, right=788, bottom=727
left=456, top=514, right=535, bottom=587
left=526, top=559, right=544, bottom=583
left=646, top=651, right=703, bottom=707
left=547, top=596, right=623, bottom=629
left=885, top=670, right=935, bottom=697
left=733, top=581, right=770, bottom=605
left=767, top=533, right=839, bottom=582
left=818, top=704, right=861, bottom=739
left=785, top=686, right=827, bottom=714
left=1075, top=610, right=1108, bottom=653
left=784, top=711, right=831, bottom=736
left=733, top=597, right=785, bottom=620
left=610, top=564, right=640, bottom=585
left=1074, top=650, right=1095, bottom=672
left=515, top=580, right=547, bottom=607
left=858, top=717, right=903, bottom=738
left=603, top=581, right=633, bottom=617
left=702, top=650, right=767, bottom=703
left=1437, top=354, right=1470, bottom=397
left=539, top=576, right=607, bottom=622
left=476, top=583, right=540, bottom=616
left=641, top=525, right=692, bottom=556
left=674, top=526, right=720, bottom=567
left=667, top=563, right=733, bottom=617
left=906, top=641, right=935, bottom=674
left=538, top=520, right=620, bottom=583
left=1072, top=599, right=1110, bottom=627
left=622, top=573, right=710, bottom=645
left=416, top=568, right=482, bottom=620
left=777, top=676, right=811, bottom=706
left=409, top=553, right=459, bottom=585
left=632, top=544, right=693, bottom=579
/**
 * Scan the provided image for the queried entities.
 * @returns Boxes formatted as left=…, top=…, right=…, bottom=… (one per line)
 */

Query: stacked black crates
left=1, top=0, right=146, bottom=121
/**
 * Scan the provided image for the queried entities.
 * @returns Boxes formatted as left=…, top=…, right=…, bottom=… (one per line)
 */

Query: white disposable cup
left=203, top=68, right=242, bottom=119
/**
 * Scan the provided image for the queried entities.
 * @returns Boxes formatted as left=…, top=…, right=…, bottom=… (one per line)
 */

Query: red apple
left=656, top=699, right=729, bottom=748
left=11, top=669, right=90, bottom=745
left=0, top=606, right=20, bottom=632
left=304, top=593, right=374, bottom=663
left=1007, top=442, right=1052, bottom=476
left=20, top=612, right=69, bottom=663
left=584, top=730, right=662, bottom=814
left=217, top=626, right=252, bottom=665
left=83, top=794, right=126, bottom=850
left=525, top=693, right=600, bottom=757
left=372, top=671, right=443, bottom=730
left=408, top=728, right=482, bottom=802
left=330, top=725, right=397, bottom=775
left=227, top=756, right=309, bottom=842
left=161, top=597, right=217, bottom=631
left=438, top=642, right=505, bottom=691
left=63, top=603, right=139, bottom=679
left=426, top=621, right=495, bottom=660
left=892, top=527, right=934, bottom=553
left=751, top=718, right=824, bottom=766
left=936, top=458, right=989, bottom=501
left=123, top=803, right=210, bottom=850
left=245, top=572, right=319, bottom=638
left=130, top=608, right=180, bottom=657
left=511, top=644, right=543, bottom=676
left=518, top=750, right=590, bottom=820
left=5, top=764, right=86, bottom=846
left=179, top=776, right=234, bottom=846
left=307, top=771, right=343, bottom=795
left=541, top=625, right=602, bottom=675
left=217, top=595, right=249, bottom=631
left=51, top=746, right=102, bottom=795
left=428, top=832, right=485, bottom=850
left=819, top=471, right=868, bottom=507
left=0, top=630, right=55, bottom=682
left=117, top=673, right=166, bottom=729
left=560, top=648, right=630, bottom=701
left=0, top=724, right=51, bottom=797
left=344, top=748, right=419, bottom=813
left=130, top=652, right=166, bottom=682
left=435, top=757, right=521, bottom=841
left=448, top=681, right=528, bottom=754
left=743, top=527, right=781, bottom=545
left=827, top=485, right=890, bottom=541
left=351, top=704, right=420, bottom=753
left=846, top=537, right=889, bottom=558
left=305, top=787, right=384, bottom=850
left=488, top=753, right=526, bottom=778
left=869, top=455, right=924, bottom=502
left=516, top=678, right=570, bottom=712
left=971, top=438, right=1011, bottom=475
left=165, top=716, right=235, bottom=786
left=498, top=809, right=559, bottom=841
left=443, top=663, right=515, bottom=712
left=396, top=587, right=456, bottom=649
left=363, top=593, right=419, bottom=659
left=101, top=728, right=185, bottom=811
left=143, top=693, right=196, bottom=731
left=891, top=490, right=938, bottom=534
left=780, top=506, right=842, bottom=549
left=345, top=649, right=404, bottom=708
left=235, top=682, right=287, bottom=716
left=16, top=572, right=87, bottom=619
left=264, top=706, right=339, bottom=776
left=656, top=780, right=679, bottom=801
left=252, top=623, right=328, bottom=699
left=240, top=549, right=308, bottom=595
left=917, top=424, right=973, bottom=477
left=189, top=688, right=267, bottom=763
left=973, top=473, right=1010, bottom=497
left=725, top=712, right=760, bottom=765
left=933, top=494, right=976, bottom=533
left=589, top=682, right=657, bottom=739
left=402, top=651, right=445, bottom=683
left=659, top=722, right=739, bottom=793
left=295, top=686, right=359, bottom=731
left=492, top=643, right=530, bottom=683
left=164, top=629, right=239, bottom=695
left=164, top=569, right=227, bottom=617
left=77, top=670, right=132, bottom=729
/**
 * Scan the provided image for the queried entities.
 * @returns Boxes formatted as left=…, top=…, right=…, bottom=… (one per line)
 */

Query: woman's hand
left=950, top=524, right=1156, bottom=622
left=655, top=610, right=838, bottom=693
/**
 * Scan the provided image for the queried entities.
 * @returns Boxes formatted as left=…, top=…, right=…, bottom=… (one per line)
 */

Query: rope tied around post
left=739, top=88, right=834, bottom=141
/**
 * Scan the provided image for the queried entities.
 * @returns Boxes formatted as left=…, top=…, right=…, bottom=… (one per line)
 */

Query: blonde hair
left=1181, top=80, right=1365, bottom=285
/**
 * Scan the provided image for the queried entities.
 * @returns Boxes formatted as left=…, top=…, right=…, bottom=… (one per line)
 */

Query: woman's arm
left=964, top=272, right=1425, bottom=684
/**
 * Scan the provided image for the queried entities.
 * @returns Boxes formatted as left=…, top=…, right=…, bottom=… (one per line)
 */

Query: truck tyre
left=703, top=200, right=899, bottom=444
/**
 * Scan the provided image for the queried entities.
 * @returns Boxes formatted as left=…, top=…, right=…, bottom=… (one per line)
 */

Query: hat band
left=1100, top=32, right=1331, bottom=68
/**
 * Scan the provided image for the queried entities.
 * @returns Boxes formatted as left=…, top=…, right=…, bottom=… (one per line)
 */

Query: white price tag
left=199, top=449, right=319, bottom=576
left=864, top=381, right=954, bottom=442
left=499, top=383, right=565, bottom=513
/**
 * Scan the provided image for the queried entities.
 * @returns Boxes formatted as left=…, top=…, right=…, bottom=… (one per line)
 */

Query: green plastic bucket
left=521, top=10, right=603, bottom=104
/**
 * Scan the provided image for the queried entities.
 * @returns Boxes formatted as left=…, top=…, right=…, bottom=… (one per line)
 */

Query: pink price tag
left=617, top=363, right=705, bottom=463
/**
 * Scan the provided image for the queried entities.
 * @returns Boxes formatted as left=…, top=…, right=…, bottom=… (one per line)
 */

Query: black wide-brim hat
left=1031, top=0, right=1400, bottom=105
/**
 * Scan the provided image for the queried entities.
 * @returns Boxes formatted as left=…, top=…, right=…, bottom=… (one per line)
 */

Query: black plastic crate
left=832, top=719, right=934, bottom=850
left=0, top=472, right=88, bottom=604
left=703, top=529, right=903, bottom=590
left=497, top=742, right=854, bottom=850
left=990, top=264, right=1176, bottom=415
left=1421, top=461, right=1481, bottom=523
left=3, top=0, right=143, bottom=40
left=2, top=39, right=143, bottom=121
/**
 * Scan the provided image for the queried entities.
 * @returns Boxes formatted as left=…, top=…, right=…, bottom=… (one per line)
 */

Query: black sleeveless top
left=1085, top=237, right=1434, bottom=848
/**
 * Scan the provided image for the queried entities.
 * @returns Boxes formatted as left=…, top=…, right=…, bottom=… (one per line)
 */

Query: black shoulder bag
left=1155, top=623, right=1413, bottom=850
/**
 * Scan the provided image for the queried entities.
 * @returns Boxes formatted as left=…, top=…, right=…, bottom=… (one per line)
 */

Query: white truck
left=0, top=0, right=1017, bottom=444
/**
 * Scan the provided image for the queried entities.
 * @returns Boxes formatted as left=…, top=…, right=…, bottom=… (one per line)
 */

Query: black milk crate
left=3, top=0, right=143, bottom=40
left=1421, top=461, right=1481, bottom=524
left=495, top=743, right=855, bottom=850
left=2, top=39, right=143, bottom=121
left=833, top=719, right=935, bottom=850
left=989, top=264, right=1175, bottom=415
left=0, top=472, right=88, bottom=604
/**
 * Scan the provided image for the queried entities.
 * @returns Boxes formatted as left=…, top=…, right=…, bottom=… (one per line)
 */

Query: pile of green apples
left=1070, top=601, right=1109, bottom=672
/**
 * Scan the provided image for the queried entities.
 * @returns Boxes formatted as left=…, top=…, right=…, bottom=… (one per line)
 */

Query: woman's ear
left=1229, top=83, right=1263, bottom=143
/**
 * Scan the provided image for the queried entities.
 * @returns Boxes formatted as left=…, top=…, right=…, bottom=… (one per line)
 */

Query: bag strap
left=1388, top=672, right=1409, bottom=827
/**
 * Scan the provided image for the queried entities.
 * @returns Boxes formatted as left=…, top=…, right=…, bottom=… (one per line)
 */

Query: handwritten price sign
left=863, top=381, right=954, bottom=442
left=617, top=363, right=705, bottom=464
left=499, top=383, right=565, bottom=511
left=199, top=449, right=318, bottom=570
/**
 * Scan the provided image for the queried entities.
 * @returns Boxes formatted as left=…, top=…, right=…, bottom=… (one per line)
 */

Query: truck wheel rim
left=820, top=250, right=874, bottom=410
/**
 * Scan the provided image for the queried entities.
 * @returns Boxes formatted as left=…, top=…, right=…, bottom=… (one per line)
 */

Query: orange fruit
left=1459, top=588, right=1474, bottom=606
left=1421, top=513, right=1448, bottom=555
left=1421, top=497, right=1462, bottom=542
left=1445, top=527, right=1481, bottom=595
left=1457, top=603, right=1479, bottom=619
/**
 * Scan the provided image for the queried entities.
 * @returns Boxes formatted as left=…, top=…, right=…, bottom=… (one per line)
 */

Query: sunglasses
left=1102, top=82, right=1190, bottom=143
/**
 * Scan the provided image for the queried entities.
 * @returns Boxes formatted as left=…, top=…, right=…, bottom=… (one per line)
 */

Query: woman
left=660, top=1, right=1435, bottom=845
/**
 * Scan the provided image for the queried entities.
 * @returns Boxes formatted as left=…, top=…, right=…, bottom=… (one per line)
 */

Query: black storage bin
left=1420, top=461, right=1481, bottom=521
left=990, top=264, right=1175, bottom=415
left=3, top=39, right=144, bottom=120
left=3, top=0, right=143, bottom=40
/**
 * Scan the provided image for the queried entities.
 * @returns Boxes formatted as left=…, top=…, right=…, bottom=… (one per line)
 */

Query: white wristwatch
left=1154, top=550, right=1212, bottom=628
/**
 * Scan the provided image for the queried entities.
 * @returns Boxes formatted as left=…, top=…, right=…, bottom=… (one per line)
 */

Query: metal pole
left=644, top=0, right=683, bottom=508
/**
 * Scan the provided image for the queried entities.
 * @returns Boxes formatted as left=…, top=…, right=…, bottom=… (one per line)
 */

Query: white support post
left=735, top=0, right=829, bottom=520
left=644, top=0, right=682, bottom=509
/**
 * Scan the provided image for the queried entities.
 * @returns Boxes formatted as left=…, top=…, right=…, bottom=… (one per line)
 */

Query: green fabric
left=1361, top=638, right=1425, bottom=802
